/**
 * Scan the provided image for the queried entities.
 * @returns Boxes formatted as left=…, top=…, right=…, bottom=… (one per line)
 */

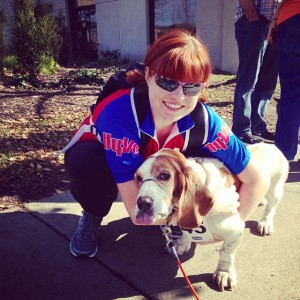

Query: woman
left=63, top=29, right=267, bottom=258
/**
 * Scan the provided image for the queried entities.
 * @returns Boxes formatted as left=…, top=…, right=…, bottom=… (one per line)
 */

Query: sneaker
left=253, top=131, right=275, bottom=143
left=160, top=225, right=183, bottom=239
left=70, top=211, right=102, bottom=258
left=239, top=134, right=262, bottom=145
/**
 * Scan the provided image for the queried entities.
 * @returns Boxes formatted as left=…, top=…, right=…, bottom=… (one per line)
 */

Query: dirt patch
left=0, top=69, right=281, bottom=210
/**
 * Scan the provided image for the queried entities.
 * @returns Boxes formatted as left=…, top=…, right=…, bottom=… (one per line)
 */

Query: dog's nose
left=137, top=196, right=153, bottom=212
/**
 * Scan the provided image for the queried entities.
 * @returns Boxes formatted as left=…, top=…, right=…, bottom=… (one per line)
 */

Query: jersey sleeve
left=201, top=105, right=250, bottom=174
left=95, top=93, right=143, bottom=183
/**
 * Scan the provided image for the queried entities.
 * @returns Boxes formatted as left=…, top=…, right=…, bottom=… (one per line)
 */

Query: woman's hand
left=117, top=180, right=140, bottom=223
left=238, top=0, right=260, bottom=22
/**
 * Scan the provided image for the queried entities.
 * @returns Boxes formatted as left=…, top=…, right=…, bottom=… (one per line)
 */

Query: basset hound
left=134, top=143, right=289, bottom=291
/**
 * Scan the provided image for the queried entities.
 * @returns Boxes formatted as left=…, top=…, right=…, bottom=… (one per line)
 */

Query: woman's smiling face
left=145, top=67, right=200, bottom=125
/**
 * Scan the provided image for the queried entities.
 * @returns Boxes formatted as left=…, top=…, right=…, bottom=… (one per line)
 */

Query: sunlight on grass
left=209, top=73, right=236, bottom=85
left=0, top=128, right=10, bottom=139
left=34, top=118, right=53, bottom=129
left=0, top=151, right=16, bottom=165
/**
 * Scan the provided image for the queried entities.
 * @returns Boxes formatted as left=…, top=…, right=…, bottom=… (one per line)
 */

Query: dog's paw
left=212, top=269, right=237, bottom=292
left=173, top=235, right=192, bottom=255
left=257, top=221, right=274, bottom=235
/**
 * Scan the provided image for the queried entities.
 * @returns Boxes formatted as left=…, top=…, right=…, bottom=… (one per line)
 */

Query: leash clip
left=161, top=226, right=201, bottom=299
left=162, top=225, right=178, bottom=259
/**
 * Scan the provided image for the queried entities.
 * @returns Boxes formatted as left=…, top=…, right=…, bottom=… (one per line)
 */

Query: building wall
left=0, top=0, right=239, bottom=73
left=197, top=0, right=238, bottom=74
left=94, top=0, right=238, bottom=72
left=96, top=0, right=149, bottom=62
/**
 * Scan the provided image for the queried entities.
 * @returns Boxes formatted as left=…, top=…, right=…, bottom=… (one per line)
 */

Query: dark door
left=69, top=2, right=98, bottom=62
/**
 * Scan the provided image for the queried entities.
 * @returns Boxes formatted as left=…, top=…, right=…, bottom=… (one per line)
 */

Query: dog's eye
left=158, top=172, right=170, bottom=181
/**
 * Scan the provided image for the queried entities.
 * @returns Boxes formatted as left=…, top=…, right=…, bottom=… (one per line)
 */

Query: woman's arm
left=117, top=180, right=139, bottom=223
left=118, top=157, right=266, bottom=223
left=236, top=157, right=268, bottom=221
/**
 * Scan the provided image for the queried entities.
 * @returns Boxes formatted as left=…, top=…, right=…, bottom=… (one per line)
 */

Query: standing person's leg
left=232, top=16, right=266, bottom=141
left=275, top=14, right=300, bottom=160
left=251, top=41, right=278, bottom=138
left=65, top=140, right=118, bottom=257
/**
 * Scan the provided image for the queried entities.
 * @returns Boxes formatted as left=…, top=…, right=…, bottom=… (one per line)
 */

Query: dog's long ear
left=177, top=166, right=215, bottom=229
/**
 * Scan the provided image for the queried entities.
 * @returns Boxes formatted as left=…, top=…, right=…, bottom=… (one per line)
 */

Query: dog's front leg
left=211, top=214, right=244, bottom=291
left=213, top=230, right=243, bottom=291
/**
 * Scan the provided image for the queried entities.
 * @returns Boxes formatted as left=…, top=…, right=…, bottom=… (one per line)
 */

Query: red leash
left=163, top=226, right=201, bottom=300
left=177, top=258, right=201, bottom=300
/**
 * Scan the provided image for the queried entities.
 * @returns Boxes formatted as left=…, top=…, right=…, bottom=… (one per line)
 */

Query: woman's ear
left=145, top=66, right=151, bottom=84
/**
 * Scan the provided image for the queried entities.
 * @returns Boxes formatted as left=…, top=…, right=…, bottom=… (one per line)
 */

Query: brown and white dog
left=134, top=143, right=289, bottom=291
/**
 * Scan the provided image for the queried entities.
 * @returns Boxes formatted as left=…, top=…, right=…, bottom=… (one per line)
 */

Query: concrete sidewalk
left=1, top=157, right=300, bottom=299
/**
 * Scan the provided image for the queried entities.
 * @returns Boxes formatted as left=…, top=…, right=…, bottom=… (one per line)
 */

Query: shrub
left=3, top=55, right=19, bottom=71
left=40, top=54, right=57, bottom=75
left=69, top=68, right=106, bottom=85
left=34, top=1, right=62, bottom=63
left=12, top=0, right=37, bottom=75
left=11, top=0, right=62, bottom=76
left=99, top=49, right=121, bottom=66
left=120, top=57, right=132, bottom=65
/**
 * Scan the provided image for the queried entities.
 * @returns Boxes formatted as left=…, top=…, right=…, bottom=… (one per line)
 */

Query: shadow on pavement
left=0, top=209, right=221, bottom=300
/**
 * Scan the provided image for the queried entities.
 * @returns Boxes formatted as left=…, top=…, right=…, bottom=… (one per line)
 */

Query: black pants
left=64, top=141, right=118, bottom=218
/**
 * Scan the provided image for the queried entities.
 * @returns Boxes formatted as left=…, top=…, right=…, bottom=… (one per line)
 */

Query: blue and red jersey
left=60, top=88, right=250, bottom=183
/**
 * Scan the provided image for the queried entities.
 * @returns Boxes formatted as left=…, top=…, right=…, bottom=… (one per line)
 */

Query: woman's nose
left=170, top=85, right=185, bottom=100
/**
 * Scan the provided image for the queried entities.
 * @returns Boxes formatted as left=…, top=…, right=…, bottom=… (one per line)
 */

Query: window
left=69, top=0, right=98, bottom=61
left=151, top=0, right=197, bottom=39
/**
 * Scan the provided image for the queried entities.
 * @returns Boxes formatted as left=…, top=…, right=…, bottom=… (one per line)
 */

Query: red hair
left=145, top=29, right=211, bottom=83
left=127, top=29, right=212, bottom=101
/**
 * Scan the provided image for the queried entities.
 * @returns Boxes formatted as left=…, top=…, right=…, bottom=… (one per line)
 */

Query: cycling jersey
left=58, top=87, right=250, bottom=183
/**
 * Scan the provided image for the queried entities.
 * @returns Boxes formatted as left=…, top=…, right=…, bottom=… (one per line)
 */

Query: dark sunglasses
left=155, top=76, right=205, bottom=96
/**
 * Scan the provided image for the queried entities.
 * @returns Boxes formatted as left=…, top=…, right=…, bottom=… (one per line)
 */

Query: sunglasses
left=155, top=76, right=205, bottom=96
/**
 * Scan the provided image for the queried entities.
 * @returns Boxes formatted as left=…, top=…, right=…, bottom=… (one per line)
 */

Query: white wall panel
left=96, top=0, right=148, bottom=62
left=197, top=0, right=238, bottom=74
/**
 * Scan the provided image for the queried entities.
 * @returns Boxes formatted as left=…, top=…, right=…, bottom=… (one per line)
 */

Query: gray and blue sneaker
left=70, top=211, right=102, bottom=258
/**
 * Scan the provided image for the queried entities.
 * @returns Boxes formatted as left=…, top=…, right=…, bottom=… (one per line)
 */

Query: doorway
left=69, top=1, right=98, bottom=62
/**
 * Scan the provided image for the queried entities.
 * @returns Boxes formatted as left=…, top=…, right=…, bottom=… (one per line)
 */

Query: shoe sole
left=69, top=244, right=98, bottom=258
left=242, top=141, right=261, bottom=145
left=240, top=139, right=262, bottom=145
left=253, top=136, right=275, bottom=143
